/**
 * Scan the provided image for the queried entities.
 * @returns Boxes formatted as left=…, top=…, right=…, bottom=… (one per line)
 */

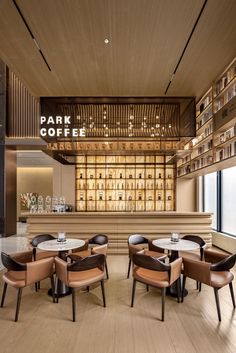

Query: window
left=221, top=166, right=236, bottom=235
left=203, top=172, right=217, bottom=229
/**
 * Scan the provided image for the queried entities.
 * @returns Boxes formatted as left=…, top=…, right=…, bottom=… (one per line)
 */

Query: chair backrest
left=1, top=252, right=26, bottom=271
left=133, top=253, right=169, bottom=272
left=182, top=234, right=206, bottom=247
left=128, top=234, right=149, bottom=245
left=68, top=253, right=105, bottom=272
left=182, top=234, right=206, bottom=260
left=89, top=234, right=108, bottom=245
left=211, top=253, right=236, bottom=272
left=148, top=239, right=165, bottom=253
left=31, top=234, right=55, bottom=247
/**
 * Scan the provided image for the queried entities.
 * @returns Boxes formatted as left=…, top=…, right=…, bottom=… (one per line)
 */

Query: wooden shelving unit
left=75, top=155, right=175, bottom=212
left=177, top=57, right=236, bottom=178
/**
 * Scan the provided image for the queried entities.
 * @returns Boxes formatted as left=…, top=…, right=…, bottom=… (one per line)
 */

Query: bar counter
left=26, top=212, right=212, bottom=254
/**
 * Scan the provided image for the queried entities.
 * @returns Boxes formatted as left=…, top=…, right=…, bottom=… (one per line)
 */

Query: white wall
left=176, top=178, right=196, bottom=211
left=52, top=160, right=75, bottom=209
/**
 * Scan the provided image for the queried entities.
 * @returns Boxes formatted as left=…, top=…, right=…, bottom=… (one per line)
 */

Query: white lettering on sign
left=40, top=115, right=86, bottom=138
left=40, top=115, right=71, bottom=125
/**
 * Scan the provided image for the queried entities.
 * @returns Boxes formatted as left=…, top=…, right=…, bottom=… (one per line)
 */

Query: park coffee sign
left=40, top=115, right=86, bottom=141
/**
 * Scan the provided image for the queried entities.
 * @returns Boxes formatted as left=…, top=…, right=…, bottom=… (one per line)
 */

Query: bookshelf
left=177, top=57, right=236, bottom=177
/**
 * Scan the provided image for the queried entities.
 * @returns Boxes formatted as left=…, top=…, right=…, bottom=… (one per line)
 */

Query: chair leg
left=50, top=275, right=55, bottom=303
left=181, top=276, right=186, bottom=302
left=72, top=288, right=76, bottom=322
left=35, top=282, right=38, bottom=292
left=105, top=260, right=109, bottom=280
left=101, top=280, right=106, bottom=307
left=146, top=284, right=149, bottom=292
left=199, top=282, right=202, bottom=292
left=86, top=286, right=90, bottom=292
left=196, top=281, right=199, bottom=290
left=131, top=279, right=136, bottom=307
left=214, top=288, right=221, bottom=321
left=229, top=282, right=236, bottom=308
left=37, top=281, right=41, bottom=289
left=161, top=287, right=166, bottom=321
left=1, top=282, right=8, bottom=307
left=127, top=259, right=131, bottom=279
left=177, top=278, right=181, bottom=303
left=15, top=288, right=23, bottom=322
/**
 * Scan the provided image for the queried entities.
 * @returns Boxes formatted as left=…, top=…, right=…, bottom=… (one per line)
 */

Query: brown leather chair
left=0, top=251, right=55, bottom=322
left=55, top=253, right=106, bottom=322
left=31, top=233, right=59, bottom=291
left=179, top=234, right=206, bottom=291
left=181, top=253, right=236, bottom=321
left=69, top=234, right=109, bottom=279
left=31, top=233, right=58, bottom=261
left=179, top=234, right=206, bottom=261
left=127, top=234, right=166, bottom=279
left=131, top=252, right=182, bottom=321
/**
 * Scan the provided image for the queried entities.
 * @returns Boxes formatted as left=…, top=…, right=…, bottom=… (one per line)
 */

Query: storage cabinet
left=75, top=155, right=175, bottom=212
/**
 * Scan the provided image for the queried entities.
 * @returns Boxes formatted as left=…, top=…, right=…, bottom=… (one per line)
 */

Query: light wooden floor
left=0, top=256, right=236, bottom=353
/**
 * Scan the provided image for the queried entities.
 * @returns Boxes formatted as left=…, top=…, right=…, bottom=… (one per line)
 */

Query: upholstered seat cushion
left=210, top=271, right=234, bottom=288
left=68, top=268, right=104, bottom=288
left=3, top=271, right=26, bottom=288
left=133, top=267, right=169, bottom=288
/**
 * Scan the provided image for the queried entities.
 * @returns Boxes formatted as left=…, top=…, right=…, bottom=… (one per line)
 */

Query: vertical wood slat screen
left=8, top=70, right=40, bottom=138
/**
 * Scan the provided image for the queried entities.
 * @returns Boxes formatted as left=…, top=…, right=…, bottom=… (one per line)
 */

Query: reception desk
left=26, top=212, right=212, bottom=254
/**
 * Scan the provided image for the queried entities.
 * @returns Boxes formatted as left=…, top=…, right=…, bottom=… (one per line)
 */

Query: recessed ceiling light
left=104, top=38, right=109, bottom=44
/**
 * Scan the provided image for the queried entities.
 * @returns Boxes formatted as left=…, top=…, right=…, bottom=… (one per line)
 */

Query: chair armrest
left=169, top=258, right=182, bottom=284
left=182, top=257, right=211, bottom=285
left=26, top=257, right=54, bottom=285
left=55, top=257, right=68, bottom=284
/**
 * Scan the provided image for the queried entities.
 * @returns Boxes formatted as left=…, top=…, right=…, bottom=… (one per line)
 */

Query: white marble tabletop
left=153, top=238, right=200, bottom=252
left=37, top=238, right=85, bottom=252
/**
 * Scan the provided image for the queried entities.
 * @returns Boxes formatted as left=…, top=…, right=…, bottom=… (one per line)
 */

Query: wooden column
left=0, top=60, right=16, bottom=236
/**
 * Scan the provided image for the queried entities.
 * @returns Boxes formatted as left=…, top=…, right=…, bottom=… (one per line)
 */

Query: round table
left=37, top=238, right=85, bottom=253
left=38, top=238, right=85, bottom=297
left=152, top=238, right=200, bottom=297
left=153, top=238, right=200, bottom=261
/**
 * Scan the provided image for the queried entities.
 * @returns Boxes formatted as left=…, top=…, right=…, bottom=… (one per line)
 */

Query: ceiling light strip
left=164, top=0, right=208, bottom=94
left=12, top=0, right=51, bottom=72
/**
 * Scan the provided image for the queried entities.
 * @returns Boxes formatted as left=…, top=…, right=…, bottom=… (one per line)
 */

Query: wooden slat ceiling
left=0, top=0, right=235, bottom=99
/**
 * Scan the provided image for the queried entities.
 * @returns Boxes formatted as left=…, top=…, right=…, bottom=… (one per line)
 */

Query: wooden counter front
left=26, top=212, right=213, bottom=254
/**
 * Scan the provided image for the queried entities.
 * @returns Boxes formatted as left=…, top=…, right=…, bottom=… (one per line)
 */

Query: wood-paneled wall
left=7, top=70, right=40, bottom=138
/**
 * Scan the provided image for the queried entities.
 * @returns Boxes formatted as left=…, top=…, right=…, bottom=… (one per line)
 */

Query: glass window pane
left=222, top=166, right=236, bottom=235
left=204, top=172, right=217, bottom=229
